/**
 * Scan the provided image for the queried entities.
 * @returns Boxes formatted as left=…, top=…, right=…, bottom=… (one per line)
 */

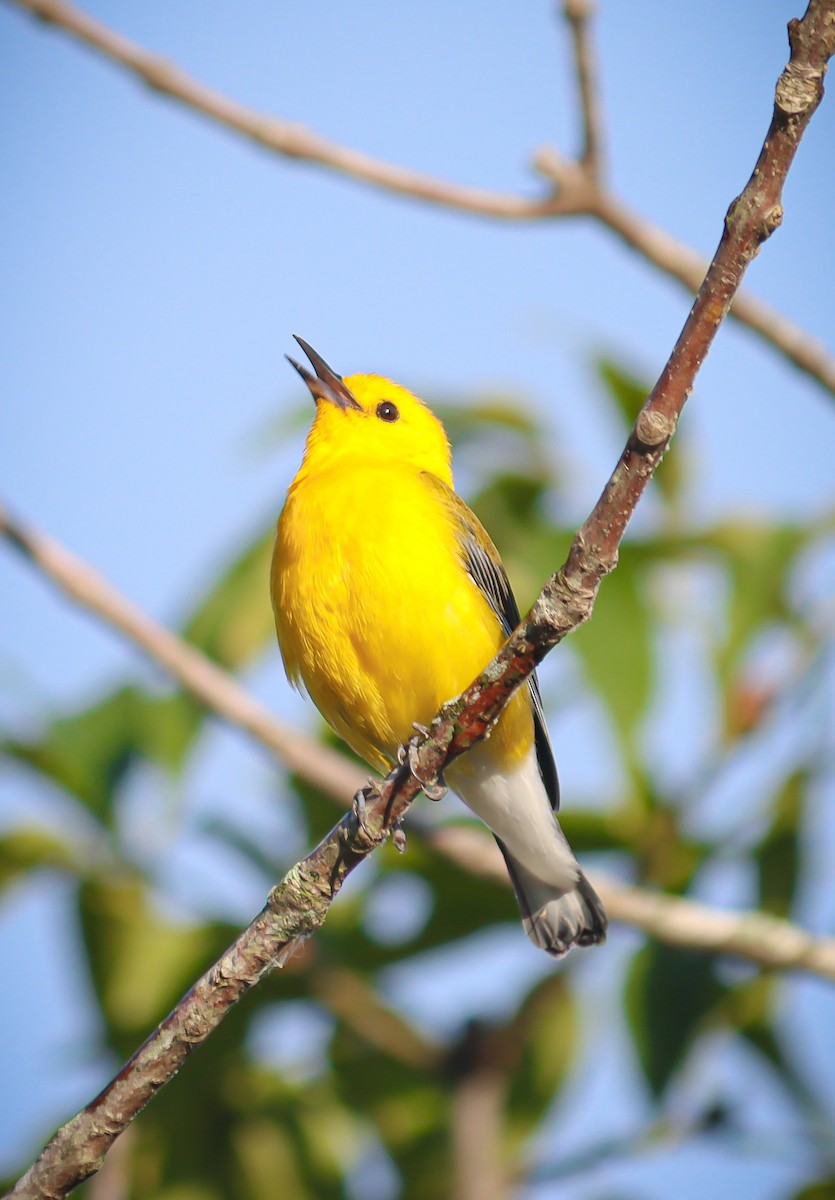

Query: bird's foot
left=351, top=779, right=379, bottom=840
left=407, top=734, right=447, bottom=802
left=397, top=724, right=431, bottom=765
left=392, top=822, right=407, bottom=854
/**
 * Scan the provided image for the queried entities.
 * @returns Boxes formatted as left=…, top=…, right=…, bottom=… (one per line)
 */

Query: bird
left=271, top=337, right=607, bottom=957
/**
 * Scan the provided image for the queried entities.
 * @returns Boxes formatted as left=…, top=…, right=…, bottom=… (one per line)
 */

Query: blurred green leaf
left=596, top=356, right=684, bottom=502
left=329, top=1006, right=448, bottom=1200
left=625, top=943, right=725, bottom=1096
left=505, top=974, right=577, bottom=1145
left=571, top=555, right=654, bottom=757
left=249, top=398, right=314, bottom=456
left=3, top=687, right=202, bottom=822
left=300, top=830, right=520, bottom=974
left=182, top=526, right=276, bottom=670
left=230, top=1073, right=354, bottom=1200
left=231, top=1118, right=327, bottom=1200
left=706, top=520, right=810, bottom=680
left=466, top=475, right=585, bottom=657
left=437, top=394, right=542, bottom=433
left=631, top=807, right=707, bottom=891
left=553, top=808, right=635, bottom=854
left=0, top=827, right=77, bottom=889
left=470, top=473, right=564, bottom=608
left=380, top=830, right=524, bottom=955
left=791, top=1177, right=835, bottom=1199
left=4, top=687, right=148, bottom=824
left=755, top=770, right=805, bottom=917
left=78, top=873, right=229, bottom=1040
left=723, top=972, right=826, bottom=1125
left=597, top=357, right=649, bottom=427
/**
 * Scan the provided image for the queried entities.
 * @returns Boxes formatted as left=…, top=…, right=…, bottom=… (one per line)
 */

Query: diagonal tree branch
left=4, top=6, right=834, bottom=1195
left=4, top=506, right=835, bottom=983
left=3, top=0, right=835, bottom=401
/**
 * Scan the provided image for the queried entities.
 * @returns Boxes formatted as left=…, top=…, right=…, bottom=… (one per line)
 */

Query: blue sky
left=1, top=2, right=834, bottom=1196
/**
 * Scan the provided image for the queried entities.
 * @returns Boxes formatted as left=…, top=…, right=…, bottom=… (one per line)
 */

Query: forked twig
left=5, top=4, right=833, bottom=1195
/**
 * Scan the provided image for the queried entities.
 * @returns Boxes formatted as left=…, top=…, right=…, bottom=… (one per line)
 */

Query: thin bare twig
left=534, top=147, right=835, bottom=393
left=562, top=0, right=605, bottom=180
left=4, top=5, right=835, bottom=1193
left=1, top=0, right=570, bottom=220
left=3, top=0, right=835, bottom=400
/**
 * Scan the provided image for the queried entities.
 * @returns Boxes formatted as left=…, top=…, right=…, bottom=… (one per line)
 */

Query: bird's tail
left=497, top=844, right=607, bottom=957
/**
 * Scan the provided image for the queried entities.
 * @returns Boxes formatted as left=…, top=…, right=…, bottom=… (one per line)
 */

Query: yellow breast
left=271, top=461, right=533, bottom=774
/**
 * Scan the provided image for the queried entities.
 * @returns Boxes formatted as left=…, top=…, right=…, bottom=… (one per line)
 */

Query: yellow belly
left=271, top=463, right=533, bottom=774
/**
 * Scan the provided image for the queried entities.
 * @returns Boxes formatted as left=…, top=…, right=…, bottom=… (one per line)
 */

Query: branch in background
left=3, top=0, right=835, bottom=401
left=562, top=0, right=606, bottom=181
left=312, top=966, right=440, bottom=1071
left=451, top=1063, right=508, bottom=1200
left=5, top=506, right=835, bottom=984
left=550, top=0, right=835, bottom=391
left=433, top=827, right=835, bottom=981
left=4, top=5, right=835, bottom=1195
left=533, top=147, right=835, bottom=395
left=1, top=0, right=567, bottom=220
left=0, top=503, right=365, bottom=803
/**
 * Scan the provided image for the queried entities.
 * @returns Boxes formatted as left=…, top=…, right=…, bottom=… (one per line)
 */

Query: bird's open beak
left=286, top=336, right=362, bottom=411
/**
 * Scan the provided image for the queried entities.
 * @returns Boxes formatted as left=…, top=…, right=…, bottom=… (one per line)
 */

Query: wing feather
left=421, top=473, right=560, bottom=811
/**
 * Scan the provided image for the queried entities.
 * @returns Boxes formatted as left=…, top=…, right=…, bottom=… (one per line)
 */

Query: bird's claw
left=393, top=823, right=407, bottom=854
left=423, top=779, right=447, bottom=801
left=399, top=723, right=429, bottom=765
left=407, top=735, right=447, bottom=801
left=351, top=781, right=378, bottom=839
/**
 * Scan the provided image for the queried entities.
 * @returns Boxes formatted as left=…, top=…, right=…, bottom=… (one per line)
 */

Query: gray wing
left=435, top=485, right=560, bottom=813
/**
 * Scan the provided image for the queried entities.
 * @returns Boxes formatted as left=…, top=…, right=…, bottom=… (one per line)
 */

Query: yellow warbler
left=271, top=337, right=606, bottom=956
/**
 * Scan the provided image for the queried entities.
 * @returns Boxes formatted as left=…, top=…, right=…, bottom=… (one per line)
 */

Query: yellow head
left=288, top=336, right=453, bottom=485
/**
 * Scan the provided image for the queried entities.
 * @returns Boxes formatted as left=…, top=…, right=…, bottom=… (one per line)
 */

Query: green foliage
left=183, top=528, right=276, bottom=671
left=755, top=770, right=805, bottom=918
left=0, top=828, right=77, bottom=890
left=3, top=687, right=200, bottom=821
left=2, top=365, right=832, bottom=1198
left=597, top=356, right=684, bottom=502
left=571, top=558, right=653, bottom=758
left=504, top=974, right=577, bottom=1144
left=78, top=873, right=230, bottom=1044
left=625, top=943, right=725, bottom=1096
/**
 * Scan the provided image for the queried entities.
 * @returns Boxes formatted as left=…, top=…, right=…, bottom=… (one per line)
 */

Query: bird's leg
left=407, top=724, right=447, bottom=802
left=392, top=822, right=407, bottom=854
left=351, top=778, right=379, bottom=839
left=398, top=724, right=429, bottom=765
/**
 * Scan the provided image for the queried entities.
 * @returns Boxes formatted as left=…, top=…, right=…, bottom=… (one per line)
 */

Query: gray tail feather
left=498, top=843, right=607, bottom=957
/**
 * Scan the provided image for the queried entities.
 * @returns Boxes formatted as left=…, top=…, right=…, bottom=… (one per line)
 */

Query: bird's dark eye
left=376, top=400, right=399, bottom=423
